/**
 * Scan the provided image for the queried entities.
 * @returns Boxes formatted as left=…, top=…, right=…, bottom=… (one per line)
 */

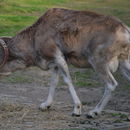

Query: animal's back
left=42, top=8, right=125, bottom=67
left=33, top=8, right=128, bottom=67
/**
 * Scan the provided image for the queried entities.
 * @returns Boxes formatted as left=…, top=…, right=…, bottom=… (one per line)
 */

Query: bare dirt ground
left=0, top=67, right=130, bottom=130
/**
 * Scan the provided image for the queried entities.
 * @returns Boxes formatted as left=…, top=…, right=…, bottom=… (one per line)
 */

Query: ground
left=0, top=66, right=130, bottom=130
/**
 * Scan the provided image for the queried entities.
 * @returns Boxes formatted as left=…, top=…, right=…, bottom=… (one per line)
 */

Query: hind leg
left=55, top=50, right=82, bottom=116
left=87, top=60, right=118, bottom=118
left=120, top=60, right=130, bottom=81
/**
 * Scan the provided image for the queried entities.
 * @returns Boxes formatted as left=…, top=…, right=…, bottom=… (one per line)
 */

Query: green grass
left=111, top=113, right=128, bottom=118
left=71, top=70, right=101, bottom=87
left=0, top=0, right=70, bottom=36
left=0, top=15, right=36, bottom=35
left=59, top=68, right=101, bottom=88
left=0, top=0, right=130, bottom=36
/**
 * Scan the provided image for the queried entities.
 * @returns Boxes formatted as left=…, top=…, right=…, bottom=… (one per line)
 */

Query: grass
left=0, top=102, right=23, bottom=112
left=58, top=68, right=101, bottom=88
left=0, top=0, right=130, bottom=36
left=71, top=70, right=101, bottom=87
left=110, top=112, right=128, bottom=123
left=111, top=113, right=128, bottom=118
left=0, top=0, right=70, bottom=36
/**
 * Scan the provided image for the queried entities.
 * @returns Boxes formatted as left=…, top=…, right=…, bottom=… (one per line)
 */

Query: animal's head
left=0, top=37, right=26, bottom=77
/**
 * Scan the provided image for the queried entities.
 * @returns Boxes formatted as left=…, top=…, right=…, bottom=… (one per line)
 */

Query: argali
left=0, top=8, right=130, bottom=118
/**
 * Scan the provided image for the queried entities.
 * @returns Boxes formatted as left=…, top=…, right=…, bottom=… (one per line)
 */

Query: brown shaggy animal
left=0, top=8, right=130, bottom=118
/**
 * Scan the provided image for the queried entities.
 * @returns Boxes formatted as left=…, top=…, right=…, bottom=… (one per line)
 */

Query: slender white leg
left=63, top=75, right=82, bottom=116
left=87, top=68, right=118, bottom=118
left=40, top=67, right=59, bottom=110
left=88, top=86, right=112, bottom=117
left=55, top=50, right=82, bottom=116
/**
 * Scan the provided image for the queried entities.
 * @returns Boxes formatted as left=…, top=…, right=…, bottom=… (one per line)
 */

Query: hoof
left=39, top=103, right=51, bottom=111
left=72, top=112, right=81, bottom=117
left=86, top=110, right=100, bottom=118
left=72, top=104, right=82, bottom=117
left=86, top=114, right=94, bottom=119
left=127, top=116, right=130, bottom=121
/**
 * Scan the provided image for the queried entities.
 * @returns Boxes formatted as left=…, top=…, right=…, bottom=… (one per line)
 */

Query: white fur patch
left=116, top=27, right=130, bottom=43
left=109, top=57, right=119, bottom=73
left=107, top=83, right=116, bottom=91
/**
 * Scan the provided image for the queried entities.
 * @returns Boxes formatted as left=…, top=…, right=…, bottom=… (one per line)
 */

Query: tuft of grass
left=0, top=103, right=23, bottom=112
left=111, top=113, right=128, bottom=118
left=58, top=68, right=101, bottom=88
left=71, top=69, right=101, bottom=87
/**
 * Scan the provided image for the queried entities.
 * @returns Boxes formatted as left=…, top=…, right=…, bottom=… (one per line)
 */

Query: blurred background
left=0, top=0, right=130, bottom=36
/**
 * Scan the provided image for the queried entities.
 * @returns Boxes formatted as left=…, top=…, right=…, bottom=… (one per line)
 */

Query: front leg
left=39, top=67, right=59, bottom=110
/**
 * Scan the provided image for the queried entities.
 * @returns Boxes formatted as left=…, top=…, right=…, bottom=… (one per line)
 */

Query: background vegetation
left=0, top=0, right=130, bottom=36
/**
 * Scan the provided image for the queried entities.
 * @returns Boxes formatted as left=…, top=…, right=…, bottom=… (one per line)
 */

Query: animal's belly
left=67, top=56, right=91, bottom=68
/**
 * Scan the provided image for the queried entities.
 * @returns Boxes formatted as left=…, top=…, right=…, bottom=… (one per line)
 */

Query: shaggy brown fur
left=0, top=8, right=130, bottom=117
